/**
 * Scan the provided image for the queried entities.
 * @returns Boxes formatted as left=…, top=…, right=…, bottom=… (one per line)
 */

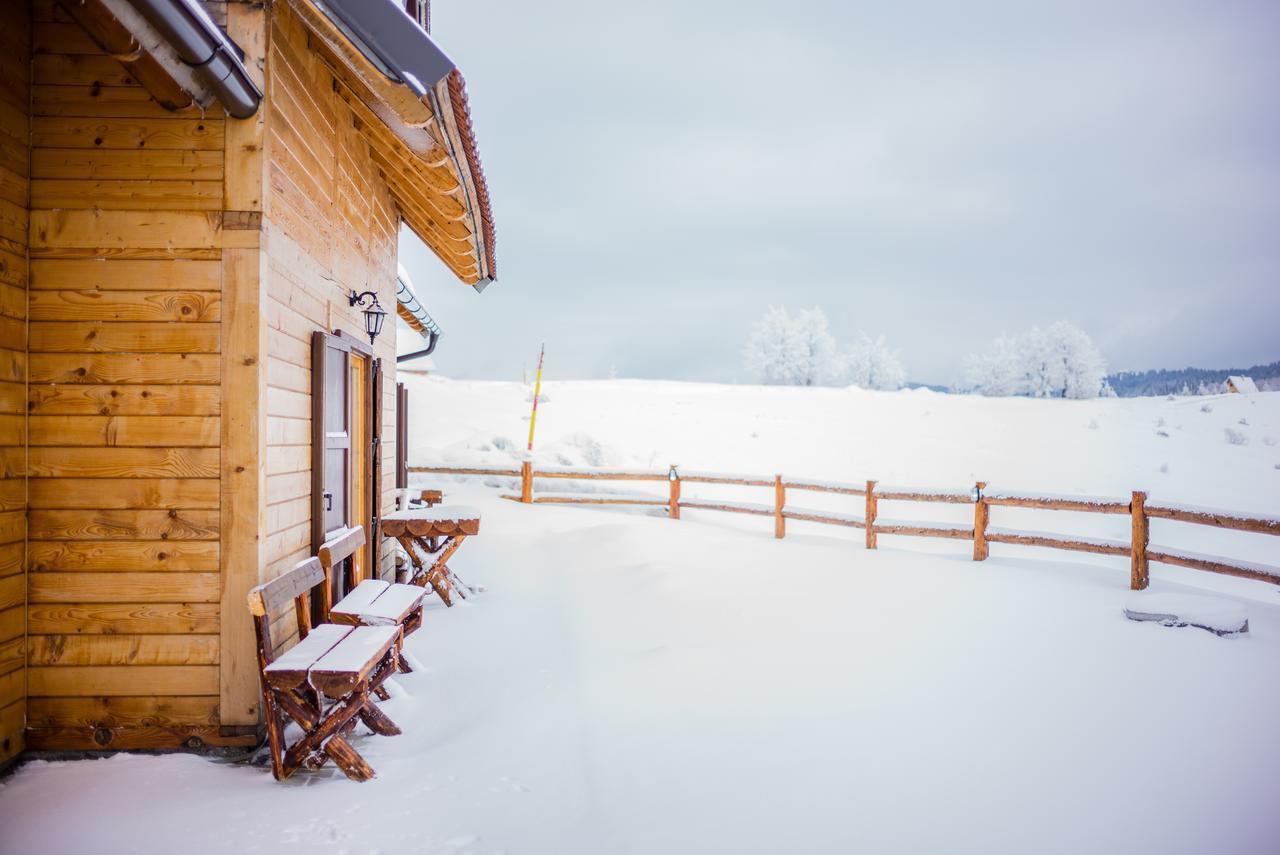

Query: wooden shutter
left=396, top=382, right=408, bottom=489
left=371, top=358, right=384, bottom=577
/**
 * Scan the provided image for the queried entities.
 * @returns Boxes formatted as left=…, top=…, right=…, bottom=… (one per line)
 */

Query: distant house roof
left=292, top=0, right=496, bottom=289
left=1226, top=376, right=1258, bottom=394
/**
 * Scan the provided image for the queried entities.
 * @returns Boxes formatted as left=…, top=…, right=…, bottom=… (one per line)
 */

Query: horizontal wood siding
left=24, top=1, right=222, bottom=750
left=263, top=4, right=400, bottom=608
left=0, top=0, right=29, bottom=770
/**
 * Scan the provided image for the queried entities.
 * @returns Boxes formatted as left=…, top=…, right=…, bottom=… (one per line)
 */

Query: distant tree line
left=1105, top=361, right=1280, bottom=397
left=742, top=308, right=1275, bottom=399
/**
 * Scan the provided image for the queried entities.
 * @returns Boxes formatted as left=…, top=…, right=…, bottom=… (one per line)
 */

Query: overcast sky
left=399, top=0, right=1280, bottom=386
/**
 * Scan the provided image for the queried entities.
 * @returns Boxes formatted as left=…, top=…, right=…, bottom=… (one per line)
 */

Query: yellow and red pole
left=527, top=344, right=545, bottom=452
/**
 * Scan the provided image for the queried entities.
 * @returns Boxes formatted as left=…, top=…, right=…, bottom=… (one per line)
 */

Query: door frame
left=311, top=330, right=378, bottom=587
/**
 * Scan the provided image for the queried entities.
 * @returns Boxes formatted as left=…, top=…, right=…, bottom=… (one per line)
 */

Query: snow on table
left=1124, top=592, right=1249, bottom=636
left=383, top=504, right=482, bottom=523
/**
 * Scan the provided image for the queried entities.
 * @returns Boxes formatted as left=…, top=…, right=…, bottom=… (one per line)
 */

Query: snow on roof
left=1226, top=376, right=1259, bottom=394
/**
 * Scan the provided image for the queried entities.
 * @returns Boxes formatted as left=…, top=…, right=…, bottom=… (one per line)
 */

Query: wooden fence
left=408, top=463, right=1280, bottom=590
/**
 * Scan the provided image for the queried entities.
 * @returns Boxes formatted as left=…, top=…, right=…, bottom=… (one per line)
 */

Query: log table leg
left=401, top=535, right=466, bottom=606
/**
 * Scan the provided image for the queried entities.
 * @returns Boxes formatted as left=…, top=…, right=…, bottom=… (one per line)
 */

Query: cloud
left=404, top=0, right=1280, bottom=385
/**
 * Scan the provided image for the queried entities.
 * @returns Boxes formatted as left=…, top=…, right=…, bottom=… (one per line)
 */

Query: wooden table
left=380, top=507, right=481, bottom=606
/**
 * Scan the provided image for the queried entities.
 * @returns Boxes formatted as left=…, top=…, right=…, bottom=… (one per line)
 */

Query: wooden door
left=312, top=331, right=377, bottom=603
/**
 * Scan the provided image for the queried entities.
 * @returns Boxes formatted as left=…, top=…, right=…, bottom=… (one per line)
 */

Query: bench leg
left=359, top=701, right=401, bottom=736
left=277, top=690, right=380, bottom=781
left=325, top=736, right=375, bottom=782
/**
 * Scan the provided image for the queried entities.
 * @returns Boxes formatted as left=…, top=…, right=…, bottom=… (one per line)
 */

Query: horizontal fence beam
left=986, top=529, right=1131, bottom=557
left=985, top=494, right=1130, bottom=514
left=414, top=463, right=1280, bottom=590
left=1148, top=548, right=1280, bottom=585
left=1146, top=504, right=1280, bottom=536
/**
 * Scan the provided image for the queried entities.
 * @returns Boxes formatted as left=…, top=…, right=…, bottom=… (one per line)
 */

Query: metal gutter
left=127, top=0, right=262, bottom=118
left=396, top=267, right=441, bottom=362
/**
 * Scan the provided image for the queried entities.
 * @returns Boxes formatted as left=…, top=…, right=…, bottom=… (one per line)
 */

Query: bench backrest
left=318, top=525, right=367, bottom=604
left=246, top=556, right=325, bottom=664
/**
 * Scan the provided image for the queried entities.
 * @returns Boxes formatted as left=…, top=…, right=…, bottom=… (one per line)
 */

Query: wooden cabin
left=0, top=0, right=496, bottom=765
left=1225, top=375, right=1258, bottom=395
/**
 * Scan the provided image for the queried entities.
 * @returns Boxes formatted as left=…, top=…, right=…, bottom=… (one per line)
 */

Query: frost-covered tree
left=962, top=333, right=1026, bottom=396
left=845, top=333, right=906, bottom=391
left=965, top=321, right=1107, bottom=399
left=742, top=306, right=843, bottom=386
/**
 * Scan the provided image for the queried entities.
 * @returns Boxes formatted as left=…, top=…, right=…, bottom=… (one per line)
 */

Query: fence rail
left=408, top=463, right=1280, bottom=589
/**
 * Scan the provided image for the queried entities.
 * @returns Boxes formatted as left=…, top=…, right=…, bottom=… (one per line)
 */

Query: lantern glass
left=365, top=304, right=387, bottom=344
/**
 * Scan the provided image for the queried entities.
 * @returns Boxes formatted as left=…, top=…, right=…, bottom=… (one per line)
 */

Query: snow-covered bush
left=964, top=321, right=1107, bottom=398
left=845, top=333, right=905, bottom=391
left=1224, top=427, right=1249, bottom=446
left=742, top=306, right=844, bottom=386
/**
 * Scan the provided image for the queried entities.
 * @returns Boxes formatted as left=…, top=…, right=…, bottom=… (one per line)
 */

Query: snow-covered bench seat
left=319, top=526, right=427, bottom=675
left=247, top=556, right=402, bottom=782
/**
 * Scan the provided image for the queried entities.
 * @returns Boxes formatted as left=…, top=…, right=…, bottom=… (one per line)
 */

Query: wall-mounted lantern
left=349, top=290, right=387, bottom=346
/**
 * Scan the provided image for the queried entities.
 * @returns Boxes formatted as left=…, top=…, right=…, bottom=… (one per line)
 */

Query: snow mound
left=1124, top=593, right=1249, bottom=636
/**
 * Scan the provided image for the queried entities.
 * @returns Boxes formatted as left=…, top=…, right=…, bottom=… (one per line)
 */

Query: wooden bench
left=319, top=526, right=427, bottom=672
left=247, top=557, right=403, bottom=782
left=381, top=506, right=481, bottom=607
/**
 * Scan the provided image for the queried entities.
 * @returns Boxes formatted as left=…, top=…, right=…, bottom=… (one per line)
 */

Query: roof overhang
left=291, top=0, right=496, bottom=289
left=57, top=0, right=261, bottom=118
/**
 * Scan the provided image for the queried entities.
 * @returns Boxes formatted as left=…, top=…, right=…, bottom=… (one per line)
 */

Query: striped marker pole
left=527, top=344, right=545, bottom=452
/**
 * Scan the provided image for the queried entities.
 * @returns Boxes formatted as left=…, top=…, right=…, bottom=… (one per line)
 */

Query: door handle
left=323, top=491, right=333, bottom=511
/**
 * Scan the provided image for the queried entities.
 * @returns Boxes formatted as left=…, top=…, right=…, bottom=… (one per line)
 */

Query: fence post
left=520, top=460, right=533, bottom=504
left=1130, top=490, right=1149, bottom=590
left=973, top=481, right=988, bottom=561
left=669, top=466, right=680, bottom=520
left=865, top=480, right=877, bottom=549
left=774, top=475, right=785, bottom=539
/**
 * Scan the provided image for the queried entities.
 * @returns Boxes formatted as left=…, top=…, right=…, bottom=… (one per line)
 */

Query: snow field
left=2, top=378, right=1277, bottom=854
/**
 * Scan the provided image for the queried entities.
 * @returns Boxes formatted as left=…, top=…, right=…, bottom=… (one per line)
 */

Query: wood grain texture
left=28, top=634, right=219, bottom=666
left=29, top=477, right=219, bottom=509
left=27, top=603, right=219, bottom=635
left=27, top=539, right=218, bottom=571
left=28, top=665, right=218, bottom=697
left=29, top=572, right=221, bottom=603
left=27, top=695, right=220, bottom=729
left=31, top=321, right=220, bottom=353
left=29, top=384, right=221, bottom=415
left=0, top=0, right=27, bottom=769
left=29, top=353, right=220, bottom=384
left=30, top=257, right=221, bottom=290
left=28, top=447, right=219, bottom=477
left=29, top=290, right=221, bottom=321
left=28, top=509, right=220, bottom=540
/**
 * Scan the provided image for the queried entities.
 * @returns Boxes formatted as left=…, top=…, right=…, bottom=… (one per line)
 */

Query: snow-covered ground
left=2, top=378, right=1278, bottom=854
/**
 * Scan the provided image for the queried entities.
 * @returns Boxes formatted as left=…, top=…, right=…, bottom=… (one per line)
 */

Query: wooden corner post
left=865, top=480, right=878, bottom=549
left=220, top=0, right=270, bottom=730
left=1130, top=490, right=1149, bottom=590
left=774, top=475, right=785, bottom=539
left=973, top=481, right=989, bottom=561
left=520, top=460, right=533, bottom=503
left=669, top=467, right=680, bottom=520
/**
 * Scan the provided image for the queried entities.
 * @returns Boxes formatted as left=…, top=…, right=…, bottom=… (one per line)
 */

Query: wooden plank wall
left=23, top=0, right=226, bottom=750
left=262, top=1, right=399, bottom=649
left=0, top=0, right=31, bottom=770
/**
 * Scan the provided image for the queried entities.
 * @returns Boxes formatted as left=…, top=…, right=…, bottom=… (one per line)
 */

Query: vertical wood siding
left=0, top=0, right=31, bottom=770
